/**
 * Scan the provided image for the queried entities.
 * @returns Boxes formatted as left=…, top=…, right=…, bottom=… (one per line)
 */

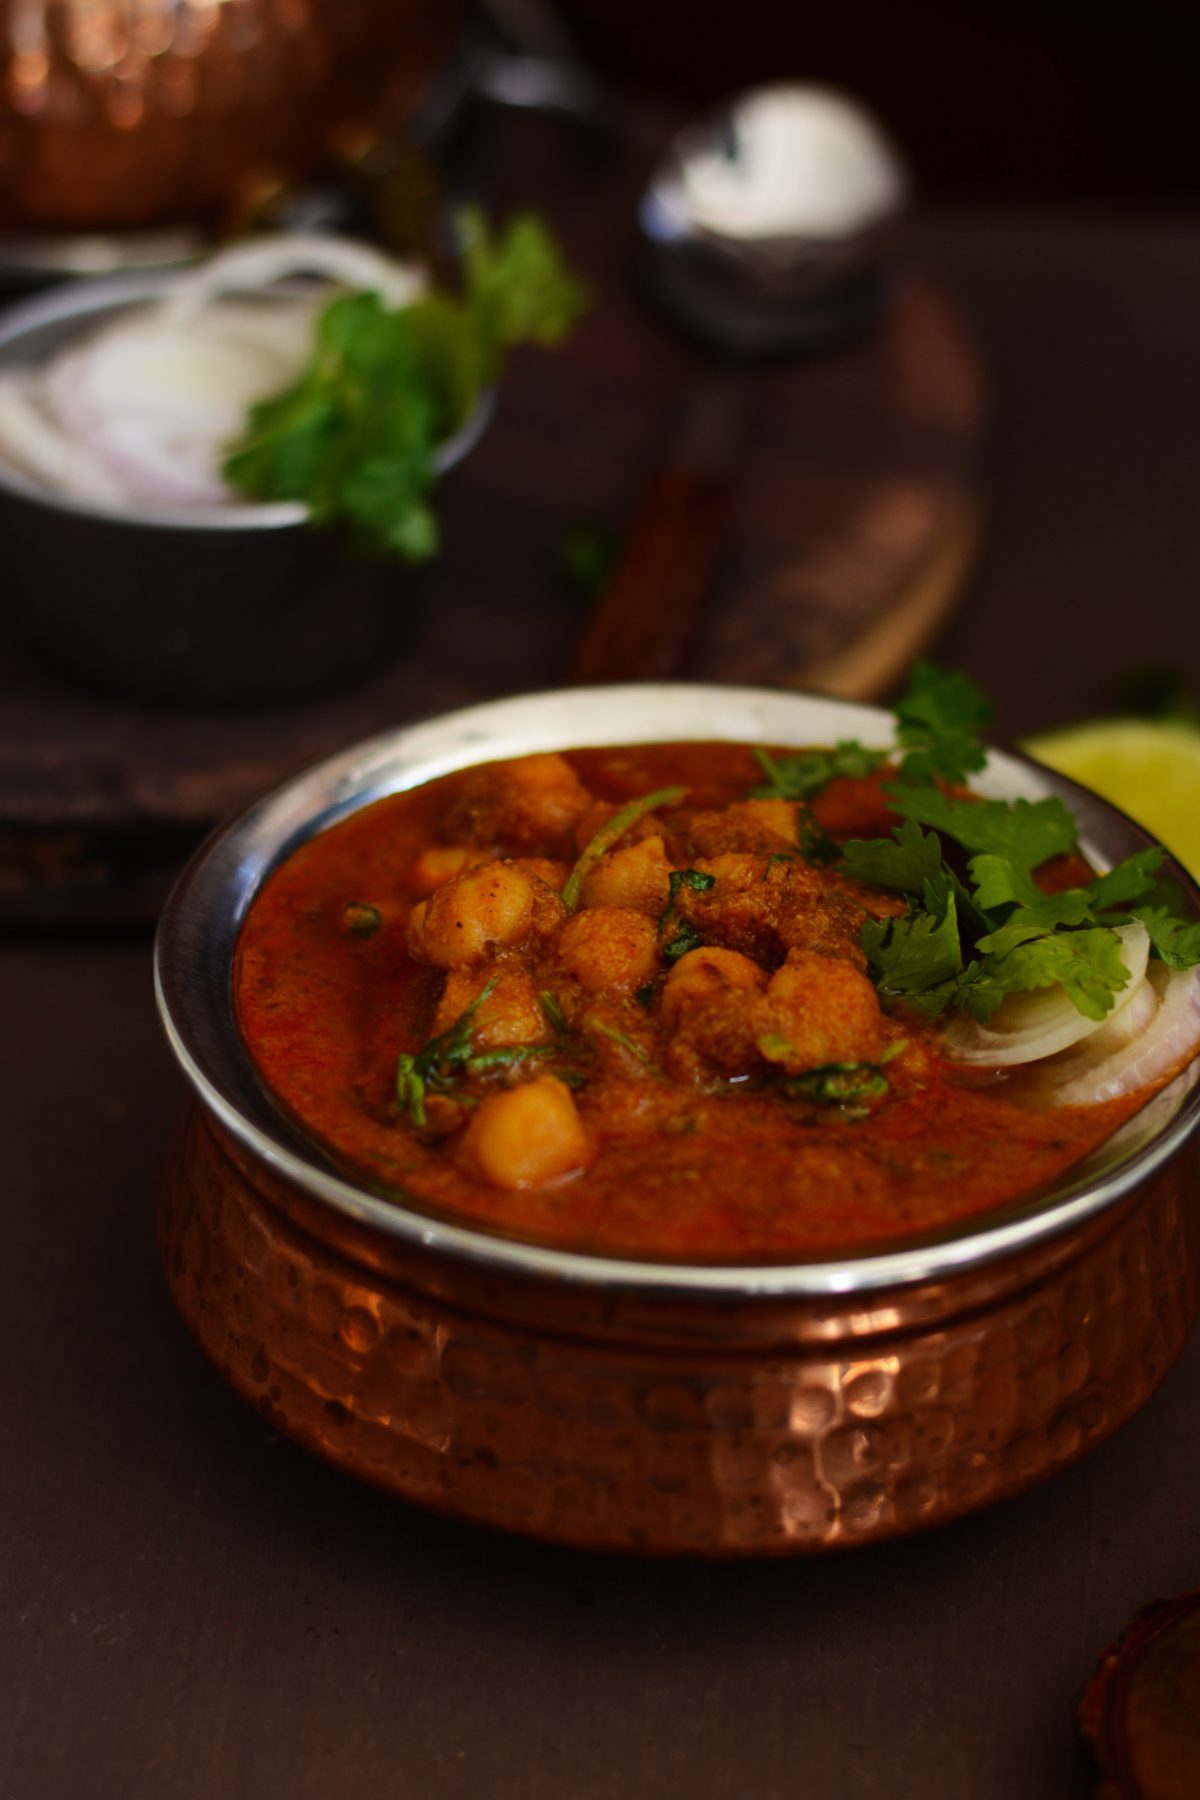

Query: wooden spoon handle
left=568, top=374, right=741, bottom=684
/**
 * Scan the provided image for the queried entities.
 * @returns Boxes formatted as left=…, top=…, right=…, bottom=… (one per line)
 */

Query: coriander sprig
left=224, top=209, right=586, bottom=562
left=828, top=665, right=1200, bottom=1022
left=395, top=978, right=556, bottom=1125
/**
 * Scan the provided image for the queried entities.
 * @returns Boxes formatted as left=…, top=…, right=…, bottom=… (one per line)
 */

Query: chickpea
left=461, top=1076, right=592, bottom=1190
left=686, top=799, right=799, bottom=857
left=580, top=835, right=672, bottom=917
left=445, top=754, right=592, bottom=852
left=556, top=907, right=659, bottom=994
left=410, top=845, right=478, bottom=892
left=410, top=863, right=535, bottom=968
left=753, top=950, right=885, bottom=1072
left=660, top=946, right=766, bottom=1025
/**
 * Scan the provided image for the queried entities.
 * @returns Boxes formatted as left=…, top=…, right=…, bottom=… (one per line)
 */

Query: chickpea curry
left=233, top=731, right=1196, bottom=1262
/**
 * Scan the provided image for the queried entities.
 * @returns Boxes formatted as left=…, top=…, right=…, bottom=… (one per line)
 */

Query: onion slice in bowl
left=1014, top=962, right=1200, bottom=1107
left=941, top=921, right=1151, bottom=1068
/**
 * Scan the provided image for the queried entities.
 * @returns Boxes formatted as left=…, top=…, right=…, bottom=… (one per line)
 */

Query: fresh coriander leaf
left=1127, top=906, right=1200, bottom=970
left=224, top=212, right=586, bottom=562
left=799, top=811, right=839, bottom=865
left=394, top=976, right=498, bottom=1125
left=664, top=920, right=704, bottom=963
left=966, top=927, right=1133, bottom=1022
left=1086, top=848, right=1165, bottom=910
left=662, top=867, right=716, bottom=919
left=460, top=208, right=589, bottom=370
left=861, top=887, right=964, bottom=1006
left=893, top=661, right=993, bottom=787
left=842, top=818, right=944, bottom=894
left=634, top=982, right=656, bottom=1008
left=784, top=1063, right=890, bottom=1106
left=888, top=786, right=1078, bottom=870
left=751, top=741, right=885, bottom=802
left=341, top=901, right=382, bottom=938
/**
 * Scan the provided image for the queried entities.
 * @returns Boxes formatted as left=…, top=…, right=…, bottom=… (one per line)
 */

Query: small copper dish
left=154, top=686, right=1200, bottom=1554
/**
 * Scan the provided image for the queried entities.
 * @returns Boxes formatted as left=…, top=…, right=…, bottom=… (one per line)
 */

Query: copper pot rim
left=154, top=682, right=1200, bottom=1302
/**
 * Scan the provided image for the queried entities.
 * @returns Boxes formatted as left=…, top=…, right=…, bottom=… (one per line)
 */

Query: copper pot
left=0, top=0, right=460, bottom=233
left=155, top=686, right=1200, bottom=1555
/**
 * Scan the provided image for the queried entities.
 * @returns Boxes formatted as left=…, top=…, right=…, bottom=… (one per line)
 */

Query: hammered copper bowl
left=154, top=685, right=1200, bottom=1555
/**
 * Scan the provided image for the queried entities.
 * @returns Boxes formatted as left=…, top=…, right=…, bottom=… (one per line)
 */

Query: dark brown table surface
left=5, top=209, right=1200, bottom=1800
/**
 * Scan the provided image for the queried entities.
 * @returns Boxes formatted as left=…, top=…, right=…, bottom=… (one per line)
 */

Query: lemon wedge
left=1022, top=719, right=1200, bottom=878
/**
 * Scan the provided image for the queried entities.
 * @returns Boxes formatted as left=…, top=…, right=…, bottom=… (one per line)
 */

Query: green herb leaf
left=1126, top=905, right=1200, bottom=970
left=798, top=811, right=840, bottom=865
left=887, top=786, right=1079, bottom=871
left=587, top=1019, right=653, bottom=1065
left=341, top=901, right=382, bottom=938
left=966, top=927, right=1134, bottom=1023
left=784, top=1062, right=891, bottom=1106
left=752, top=741, right=885, bottom=802
left=224, top=211, right=585, bottom=562
left=539, top=989, right=568, bottom=1034
left=893, top=661, right=993, bottom=787
left=662, top=867, right=716, bottom=919
left=861, top=886, right=965, bottom=1011
left=664, top=920, right=705, bottom=964
left=394, top=976, right=498, bottom=1125
left=842, top=818, right=944, bottom=895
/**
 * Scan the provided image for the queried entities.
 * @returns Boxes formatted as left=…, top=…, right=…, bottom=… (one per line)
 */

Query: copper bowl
left=154, top=685, right=1200, bottom=1554
left=0, top=0, right=460, bottom=235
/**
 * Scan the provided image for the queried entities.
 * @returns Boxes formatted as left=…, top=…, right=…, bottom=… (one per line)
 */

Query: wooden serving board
left=0, top=114, right=985, bottom=924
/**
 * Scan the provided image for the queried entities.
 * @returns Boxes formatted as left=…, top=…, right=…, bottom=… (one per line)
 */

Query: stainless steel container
left=0, top=273, right=490, bottom=706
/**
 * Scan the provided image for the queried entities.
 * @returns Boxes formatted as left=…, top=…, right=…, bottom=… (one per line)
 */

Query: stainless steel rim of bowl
left=154, top=682, right=1200, bottom=1300
left=0, top=268, right=493, bottom=531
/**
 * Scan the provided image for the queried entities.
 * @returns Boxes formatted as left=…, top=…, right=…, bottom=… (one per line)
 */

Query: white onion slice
left=941, top=921, right=1151, bottom=1067
left=0, top=233, right=424, bottom=512
left=1020, top=962, right=1200, bottom=1106
left=159, top=233, right=425, bottom=327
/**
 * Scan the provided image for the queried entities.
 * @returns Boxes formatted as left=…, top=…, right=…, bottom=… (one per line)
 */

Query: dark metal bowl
left=0, top=273, right=491, bottom=707
left=154, top=686, right=1200, bottom=1552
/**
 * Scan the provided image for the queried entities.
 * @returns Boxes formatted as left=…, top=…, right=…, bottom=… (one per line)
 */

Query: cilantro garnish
left=664, top=920, right=704, bottom=964
left=798, top=812, right=840, bottom=865
left=539, top=989, right=568, bottom=1034
left=829, top=664, right=1200, bottom=1022
left=395, top=978, right=554, bottom=1125
left=752, top=742, right=886, bottom=802
left=662, top=868, right=717, bottom=914
left=657, top=867, right=715, bottom=965
left=892, top=662, right=993, bottom=787
left=786, top=1062, right=891, bottom=1106
left=341, top=901, right=382, bottom=938
left=886, top=786, right=1079, bottom=871
left=224, top=209, right=586, bottom=561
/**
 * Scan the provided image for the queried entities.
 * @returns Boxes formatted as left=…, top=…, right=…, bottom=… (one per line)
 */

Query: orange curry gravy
left=235, top=743, right=1146, bottom=1261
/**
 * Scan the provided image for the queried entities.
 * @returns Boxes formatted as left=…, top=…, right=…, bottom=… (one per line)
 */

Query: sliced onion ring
left=1016, top=963, right=1200, bottom=1106
left=160, top=234, right=425, bottom=327
left=941, top=921, right=1151, bottom=1068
